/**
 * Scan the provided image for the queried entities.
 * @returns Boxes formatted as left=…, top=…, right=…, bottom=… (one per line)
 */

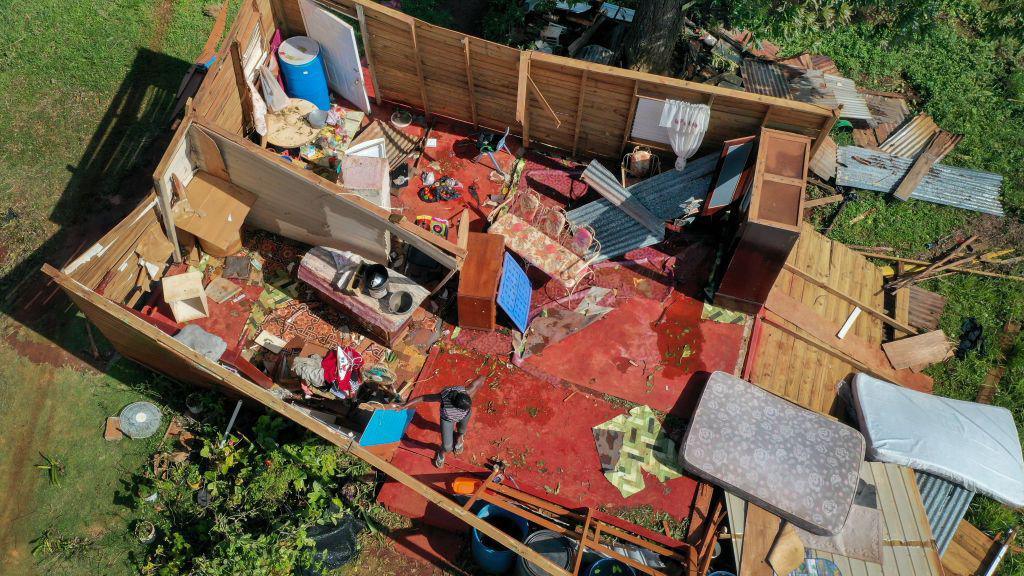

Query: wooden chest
left=457, top=232, right=506, bottom=331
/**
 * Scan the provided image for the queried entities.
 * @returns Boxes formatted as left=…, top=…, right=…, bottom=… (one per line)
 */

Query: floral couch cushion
left=488, top=212, right=588, bottom=287
left=681, top=371, right=865, bottom=536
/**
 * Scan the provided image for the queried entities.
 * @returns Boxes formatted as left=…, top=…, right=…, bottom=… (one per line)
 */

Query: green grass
left=0, top=1, right=236, bottom=574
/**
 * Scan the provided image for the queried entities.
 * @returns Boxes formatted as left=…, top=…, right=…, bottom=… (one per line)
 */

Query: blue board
left=359, top=409, right=415, bottom=447
left=496, top=253, right=531, bottom=333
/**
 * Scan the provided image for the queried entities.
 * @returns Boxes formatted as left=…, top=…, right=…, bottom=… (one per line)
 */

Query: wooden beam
left=620, top=80, right=639, bottom=155
left=764, top=290, right=933, bottom=391
left=355, top=5, right=382, bottom=105
left=229, top=40, right=254, bottom=132
left=782, top=263, right=919, bottom=335
left=572, top=69, right=588, bottom=156
left=516, top=51, right=531, bottom=147
left=43, top=264, right=572, bottom=576
left=572, top=508, right=594, bottom=575
left=856, top=252, right=1024, bottom=282
left=892, top=131, right=945, bottom=201
left=409, top=21, right=430, bottom=117
left=462, top=37, right=478, bottom=127
left=761, top=105, right=775, bottom=127
left=803, top=193, right=844, bottom=208
left=808, top=108, right=840, bottom=159
left=739, top=504, right=779, bottom=576
left=527, top=75, right=561, bottom=127
left=882, top=330, right=952, bottom=370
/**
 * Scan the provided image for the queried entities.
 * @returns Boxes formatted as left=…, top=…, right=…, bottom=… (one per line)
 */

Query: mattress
left=681, top=371, right=866, bottom=535
left=852, top=373, right=1024, bottom=508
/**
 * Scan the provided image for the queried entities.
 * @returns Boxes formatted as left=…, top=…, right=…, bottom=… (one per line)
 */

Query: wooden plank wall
left=239, top=0, right=834, bottom=158
left=193, top=0, right=276, bottom=134
left=748, top=223, right=886, bottom=415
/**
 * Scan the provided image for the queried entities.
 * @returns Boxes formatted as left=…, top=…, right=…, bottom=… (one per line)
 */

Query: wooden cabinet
left=457, top=232, right=506, bottom=331
left=716, top=128, right=811, bottom=314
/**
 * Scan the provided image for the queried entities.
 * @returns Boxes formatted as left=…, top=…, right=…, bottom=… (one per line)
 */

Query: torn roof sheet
left=879, top=114, right=941, bottom=158
left=567, top=154, right=717, bottom=260
left=742, top=59, right=791, bottom=99
left=917, top=471, right=975, bottom=556
left=789, top=70, right=873, bottom=122
left=526, top=0, right=635, bottom=21
left=836, top=146, right=1004, bottom=216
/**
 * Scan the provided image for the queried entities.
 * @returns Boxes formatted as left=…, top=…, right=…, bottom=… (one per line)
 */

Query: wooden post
left=808, top=108, right=841, bottom=159
left=572, top=70, right=588, bottom=156
left=516, top=51, right=531, bottom=147
left=229, top=40, right=254, bottom=133
left=572, top=508, right=594, bottom=575
left=462, top=37, right=478, bottom=127
left=409, top=20, right=430, bottom=117
left=620, top=80, right=639, bottom=155
left=356, top=5, right=382, bottom=105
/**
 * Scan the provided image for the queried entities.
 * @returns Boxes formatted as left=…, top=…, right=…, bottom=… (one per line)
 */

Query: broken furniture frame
left=459, top=469, right=699, bottom=576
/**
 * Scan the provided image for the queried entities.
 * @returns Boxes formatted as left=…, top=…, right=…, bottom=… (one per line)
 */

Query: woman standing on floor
left=392, top=376, right=485, bottom=468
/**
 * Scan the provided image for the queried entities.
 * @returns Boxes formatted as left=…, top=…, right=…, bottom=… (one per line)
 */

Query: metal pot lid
left=119, top=402, right=163, bottom=439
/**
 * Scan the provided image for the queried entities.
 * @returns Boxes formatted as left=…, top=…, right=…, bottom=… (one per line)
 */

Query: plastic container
left=471, top=504, right=529, bottom=574
left=708, top=572, right=736, bottom=576
left=587, top=558, right=637, bottom=576
left=515, top=530, right=574, bottom=576
left=277, top=36, right=330, bottom=110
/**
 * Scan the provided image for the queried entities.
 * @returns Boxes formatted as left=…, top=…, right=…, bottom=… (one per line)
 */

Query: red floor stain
left=379, top=348, right=697, bottom=523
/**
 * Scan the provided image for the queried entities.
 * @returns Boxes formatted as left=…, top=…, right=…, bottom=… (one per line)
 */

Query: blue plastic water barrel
left=277, top=36, right=330, bottom=110
left=587, top=558, right=637, bottom=576
left=471, top=504, right=530, bottom=574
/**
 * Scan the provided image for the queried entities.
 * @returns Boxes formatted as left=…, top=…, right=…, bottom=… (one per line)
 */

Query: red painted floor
left=378, top=347, right=698, bottom=523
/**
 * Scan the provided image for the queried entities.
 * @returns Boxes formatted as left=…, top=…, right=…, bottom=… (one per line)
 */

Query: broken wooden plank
left=804, top=194, right=844, bottom=208
left=882, top=330, right=952, bottom=370
left=892, top=133, right=940, bottom=201
left=782, top=263, right=919, bottom=336
left=764, top=290, right=933, bottom=392
left=739, top=504, right=780, bottom=576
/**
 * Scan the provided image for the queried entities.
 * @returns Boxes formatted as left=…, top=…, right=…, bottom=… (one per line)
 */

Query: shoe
left=453, top=435, right=465, bottom=455
left=433, top=452, right=445, bottom=468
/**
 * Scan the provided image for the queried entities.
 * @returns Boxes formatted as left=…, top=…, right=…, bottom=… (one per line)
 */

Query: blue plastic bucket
left=471, top=504, right=530, bottom=574
left=277, top=36, right=330, bottom=110
left=587, top=558, right=637, bottom=576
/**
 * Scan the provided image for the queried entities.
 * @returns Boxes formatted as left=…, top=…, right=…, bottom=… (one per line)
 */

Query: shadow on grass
left=0, top=47, right=190, bottom=373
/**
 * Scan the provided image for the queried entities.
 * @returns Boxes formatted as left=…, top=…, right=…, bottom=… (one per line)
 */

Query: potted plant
left=134, top=520, right=156, bottom=544
left=186, top=467, right=202, bottom=490
left=185, top=393, right=204, bottom=415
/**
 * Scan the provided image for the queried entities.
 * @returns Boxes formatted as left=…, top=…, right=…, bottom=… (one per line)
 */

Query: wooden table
left=298, top=247, right=429, bottom=348
left=265, top=98, right=318, bottom=148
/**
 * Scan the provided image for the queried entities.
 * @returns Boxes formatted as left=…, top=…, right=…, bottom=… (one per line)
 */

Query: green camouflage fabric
left=593, top=405, right=683, bottom=498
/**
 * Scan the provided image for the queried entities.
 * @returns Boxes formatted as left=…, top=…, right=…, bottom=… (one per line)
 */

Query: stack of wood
left=856, top=236, right=1024, bottom=285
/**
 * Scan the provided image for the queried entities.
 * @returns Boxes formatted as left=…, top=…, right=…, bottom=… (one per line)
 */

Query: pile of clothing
left=291, top=345, right=364, bottom=400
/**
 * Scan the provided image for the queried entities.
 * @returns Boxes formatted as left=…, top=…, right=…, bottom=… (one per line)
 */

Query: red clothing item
left=320, top=346, right=364, bottom=398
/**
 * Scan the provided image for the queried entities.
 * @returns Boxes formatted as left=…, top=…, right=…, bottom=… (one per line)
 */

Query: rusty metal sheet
left=879, top=114, right=940, bottom=157
left=836, top=146, right=1004, bottom=216
left=908, top=285, right=947, bottom=331
left=741, top=59, right=791, bottom=99
left=809, top=135, right=838, bottom=181
left=789, top=70, right=873, bottom=122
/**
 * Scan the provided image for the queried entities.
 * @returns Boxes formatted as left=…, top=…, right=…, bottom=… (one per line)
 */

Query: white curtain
left=659, top=100, right=710, bottom=171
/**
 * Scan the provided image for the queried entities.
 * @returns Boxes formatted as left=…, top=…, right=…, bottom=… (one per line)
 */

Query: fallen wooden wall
left=215, top=0, right=835, bottom=159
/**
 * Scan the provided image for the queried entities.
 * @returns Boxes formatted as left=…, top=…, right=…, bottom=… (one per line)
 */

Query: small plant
left=34, top=453, right=66, bottom=487
left=31, top=529, right=94, bottom=561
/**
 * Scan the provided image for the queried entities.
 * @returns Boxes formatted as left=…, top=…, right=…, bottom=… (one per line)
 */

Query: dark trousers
left=440, top=409, right=471, bottom=453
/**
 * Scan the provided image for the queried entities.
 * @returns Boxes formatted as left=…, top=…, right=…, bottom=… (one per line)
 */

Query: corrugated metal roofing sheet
left=790, top=70, right=873, bottom=122
left=836, top=146, right=1004, bottom=216
left=567, top=153, right=717, bottom=260
left=916, top=471, right=975, bottom=555
left=879, top=114, right=941, bottom=158
left=742, top=59, right=791, bottom=99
